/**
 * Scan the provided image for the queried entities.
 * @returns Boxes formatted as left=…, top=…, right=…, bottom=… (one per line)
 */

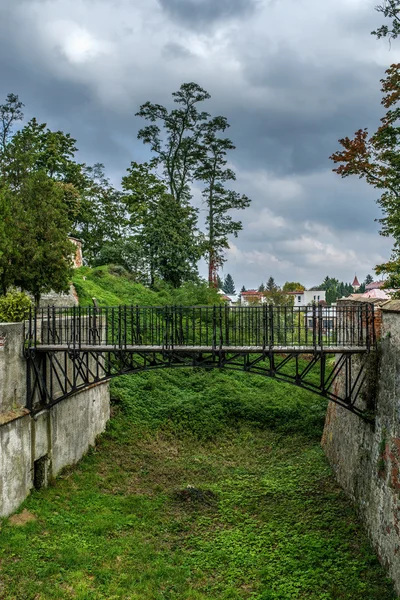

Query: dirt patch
left=8, top=509, right=36, bottom=526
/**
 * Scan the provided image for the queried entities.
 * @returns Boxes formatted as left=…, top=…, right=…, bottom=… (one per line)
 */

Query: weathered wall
left=0, top=322, right=110, bottom=518
left=322, top=299, right=400, bottom=596
left=0, top=323, right=27, bottom=412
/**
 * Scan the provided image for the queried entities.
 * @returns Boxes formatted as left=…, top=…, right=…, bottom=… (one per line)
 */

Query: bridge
left=25, top=303, right=376, bottom=418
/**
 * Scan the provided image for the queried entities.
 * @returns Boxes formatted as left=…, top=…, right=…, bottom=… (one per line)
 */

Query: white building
left=287, top=290, right=326, bottom=307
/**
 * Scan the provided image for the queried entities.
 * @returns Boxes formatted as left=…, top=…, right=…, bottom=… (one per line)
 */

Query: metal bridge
left=24, top=303, right=376, bottom=418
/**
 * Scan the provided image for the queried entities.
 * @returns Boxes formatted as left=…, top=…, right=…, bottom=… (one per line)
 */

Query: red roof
left=352, top=275, right=360, bottom=287
left=241, top=290, right=263, bottom=296
left=365, top=281, right=385, bottom=291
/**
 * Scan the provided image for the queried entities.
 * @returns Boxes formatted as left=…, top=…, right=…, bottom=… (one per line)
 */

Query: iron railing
left=26, top=303, right=375, bottom=352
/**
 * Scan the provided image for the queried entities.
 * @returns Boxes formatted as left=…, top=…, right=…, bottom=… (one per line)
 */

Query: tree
left=372, top=1, right=400, bottom=42
left=0, top=93, right=24, bottom=156
left=135, top=83, right=209, bottom=284
left=266, top=277, right=278, bottom=292
left=222, top=273, right=236, bottom=295
left=4, top=117, right=85, bottom=221
left=122, top=162, right=200, bottom=287
left=282, top=281, right=305, bottom=292
left=241, top=285, right=246, bottom=292
left=330, top=3, right=400, bottom=287
left=136, top=83, right=251, bottom=287
left=0, top=171, right=74, bottom=304
left=195, top=116, right=251, bottom=285
left=258, top=283, right=265, bottom=292
left=73, top=163, right=130, bottom=264
left=216, top=274, right=223, bottom=289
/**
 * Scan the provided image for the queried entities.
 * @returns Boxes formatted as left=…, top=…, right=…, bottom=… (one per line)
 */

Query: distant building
left=365, top=280, right=385, bottom=291
left=352, top=275, right=360, bottom=291
left=285, top=290, right=326, bottom=307
left=240, top=290, right=267, bottom=306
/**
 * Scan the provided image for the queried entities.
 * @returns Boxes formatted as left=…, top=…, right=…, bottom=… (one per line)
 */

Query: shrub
left=0, top=289, right=33, bottom=322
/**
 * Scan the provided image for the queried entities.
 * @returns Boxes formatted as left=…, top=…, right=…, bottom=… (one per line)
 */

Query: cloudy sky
left=1, top=0, right=398, bottom=289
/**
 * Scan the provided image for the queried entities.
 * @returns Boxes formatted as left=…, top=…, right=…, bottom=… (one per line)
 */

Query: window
left=313, top=295, right=316, bottom=300
left=298, top=296, right=301, bottom=302
left=317, top=295, right=320, bottom=301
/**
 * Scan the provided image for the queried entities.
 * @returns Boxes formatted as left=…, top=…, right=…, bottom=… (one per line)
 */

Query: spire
left=352, top=274, right=360, bottom=289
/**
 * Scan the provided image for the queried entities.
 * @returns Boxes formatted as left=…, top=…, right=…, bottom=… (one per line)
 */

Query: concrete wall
left=322, top=299, right=400, bottom=596
left=0, top=323, right=27, bottom=412
left=0, top=322, right=110, bottom=517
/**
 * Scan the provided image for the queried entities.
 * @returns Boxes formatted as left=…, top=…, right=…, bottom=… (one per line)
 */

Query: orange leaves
left=381, top=63, right=400, bottom=108
left=329, top=129, right=372, bottom=177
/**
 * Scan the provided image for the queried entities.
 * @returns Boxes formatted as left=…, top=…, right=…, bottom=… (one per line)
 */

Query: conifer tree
left=222, top=273, right=236, bottom=295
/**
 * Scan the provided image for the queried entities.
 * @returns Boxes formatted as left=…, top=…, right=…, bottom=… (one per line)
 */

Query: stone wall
left=0, top=322, right=110, bottom=517
left=322, top=298, right=400, bottom=596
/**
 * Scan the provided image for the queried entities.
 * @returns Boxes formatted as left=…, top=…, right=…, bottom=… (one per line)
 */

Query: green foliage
left=283, top=281, right=305, bottom=292
left=111, top=368, right=328, bottom=440
left=0, top=172, right=74, bottom=302
left=0, top=289, right=32, bottom=322
left=73, top=163, right=131, bottom=265
left=72, top=265, right=222, bottom=307
left=122, top=162, right=201, bottom=287
left=135, top=83, right=251, bottom=286
left=372, top=1, right=400, bottom=41
left=311, top=276, right=353, bottom=304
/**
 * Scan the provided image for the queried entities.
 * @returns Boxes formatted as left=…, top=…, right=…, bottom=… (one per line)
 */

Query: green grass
left=71, top=266, right=223, bottom=307
left=0, top=369, right=396, bottom=600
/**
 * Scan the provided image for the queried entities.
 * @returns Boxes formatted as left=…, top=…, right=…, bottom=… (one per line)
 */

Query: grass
left=0, top=368, right=396, bottom=599
left=71, top=266, right=223, bottom=307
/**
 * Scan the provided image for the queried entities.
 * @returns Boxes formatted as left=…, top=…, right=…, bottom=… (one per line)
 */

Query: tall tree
left=122, top=162, right=200, bottom=287
left=258, top=283, right=265, bottom=292
left=136, top=82, right=210, bottom=203
left=135, top=83, right=211, bottom=284
left=222, top=273, right=236, bottom=295
left=195, top=116, right=251, bottom=285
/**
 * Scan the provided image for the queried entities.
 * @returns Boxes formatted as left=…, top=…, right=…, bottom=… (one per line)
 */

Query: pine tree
left=222, top=273, right=236, bottom=295
left=240, top=285, right=246, bottom=292
left=258, top=283, right=265, bottom=292
left=216, top=274, right=223, bottom=290
left=266, top=277, right=278, bottom=292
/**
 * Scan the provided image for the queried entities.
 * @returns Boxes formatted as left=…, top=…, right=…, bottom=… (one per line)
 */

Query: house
left=217, top=290, right=239, bottom=305
left=285, top=290, right=326, bottom=307
left=365, top=280, right=386, bottom=291
left=239, top=290, right=267, bottom=306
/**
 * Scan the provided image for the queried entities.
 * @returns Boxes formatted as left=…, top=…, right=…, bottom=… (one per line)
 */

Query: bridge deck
left=34, top=344, right=369, bottom=354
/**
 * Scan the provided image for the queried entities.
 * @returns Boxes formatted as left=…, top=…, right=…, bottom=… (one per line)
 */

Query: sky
left=1, top=0, right=398, bottom=289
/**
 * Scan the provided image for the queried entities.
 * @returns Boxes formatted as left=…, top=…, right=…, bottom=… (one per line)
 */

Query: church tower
left=352, top=275, right=360, bottom=291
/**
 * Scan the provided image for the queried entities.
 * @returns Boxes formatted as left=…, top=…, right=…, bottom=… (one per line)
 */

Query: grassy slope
left=71, top=266, right=223, bottom=307
left=0, top=270, right=395, bottom=599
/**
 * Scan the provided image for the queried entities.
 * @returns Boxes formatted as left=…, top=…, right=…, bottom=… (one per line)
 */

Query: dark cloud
left=158, top=0, right=257, bottom=28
